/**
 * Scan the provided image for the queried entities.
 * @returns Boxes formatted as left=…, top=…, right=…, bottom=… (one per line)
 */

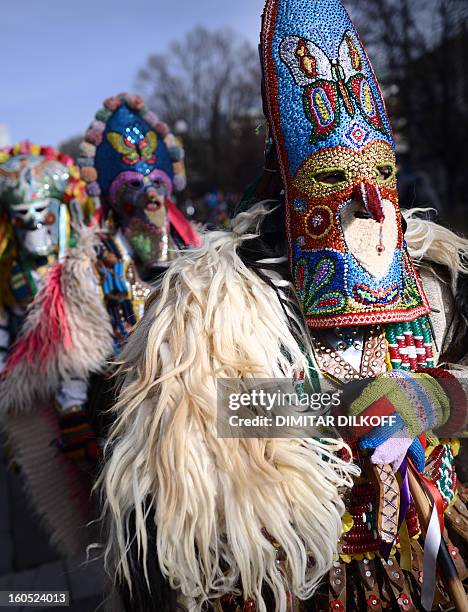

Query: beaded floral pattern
left=261, top=0, right=430, bottom=327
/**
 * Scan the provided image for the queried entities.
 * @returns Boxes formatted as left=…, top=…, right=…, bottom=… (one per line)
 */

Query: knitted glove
left=420, top=367, right=468, bottom=437
left=350, top=371, right=450, bottom=471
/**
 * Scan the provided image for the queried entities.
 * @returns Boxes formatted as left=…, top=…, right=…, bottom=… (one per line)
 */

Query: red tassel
left=166, top=198, right=202, bottom=247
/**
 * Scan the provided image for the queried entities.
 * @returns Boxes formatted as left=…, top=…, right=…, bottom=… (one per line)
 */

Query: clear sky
left=1, top=0, right=265, bottom=147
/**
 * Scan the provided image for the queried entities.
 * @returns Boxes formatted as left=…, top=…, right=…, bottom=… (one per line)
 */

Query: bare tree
left=137, top=27, right=264, bottom=194
left=59, top=135, right=81, bottom=160
left=346, top=0, right=468, bottom=220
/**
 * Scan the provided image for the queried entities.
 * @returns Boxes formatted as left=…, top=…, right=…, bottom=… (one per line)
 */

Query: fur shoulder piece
left=0, top=226, right=114, bottom=413
left=404, top=209, right=468, bottom=291
left=101, top=205, right=358, bottom=612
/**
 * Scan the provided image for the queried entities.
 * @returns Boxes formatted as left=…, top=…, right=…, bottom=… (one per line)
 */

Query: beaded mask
left=79, top=93, right=187, bottom=268
left=0, top=143, right=83, bottom=259
left=261, top=0, right=430, bottom=327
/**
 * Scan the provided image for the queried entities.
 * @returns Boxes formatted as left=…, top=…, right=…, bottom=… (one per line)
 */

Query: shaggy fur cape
left=0, top=226, right=114, bottom=553
left=103, top=205, right=468, bottom=611
left=101, top=205, right=359, bottom=612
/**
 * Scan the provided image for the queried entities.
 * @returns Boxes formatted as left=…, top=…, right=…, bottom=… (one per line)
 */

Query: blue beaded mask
left=261, top=0, right=430, bottom=327
left=79, top=94, right=187, bottom=267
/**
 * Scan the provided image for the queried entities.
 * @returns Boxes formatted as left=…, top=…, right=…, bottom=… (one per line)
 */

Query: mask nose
left=146, top=187, right=160, bottom=203
left=355, top=182, right=385, bottom=223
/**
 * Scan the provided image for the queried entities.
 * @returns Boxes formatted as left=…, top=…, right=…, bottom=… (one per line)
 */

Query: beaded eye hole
left=313, top=169, right=347, bottom=185
left=128, top=178, right=144, bottom=189
left=375, top=163, right=395, bottom=183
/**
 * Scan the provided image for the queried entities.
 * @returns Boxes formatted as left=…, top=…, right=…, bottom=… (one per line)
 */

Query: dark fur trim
left=118, top=506, right=183, bottom=612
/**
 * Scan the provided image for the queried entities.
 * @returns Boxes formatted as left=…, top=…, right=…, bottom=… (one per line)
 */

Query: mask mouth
left=20, top=225, right=54, bottom=257
left=339, top=198, right=398, bottom=280
left=143, top=192, right=166, bottom=227
left=120, top=196, right=162, bottom=217
left=146, top=203, right=158, bottom=211
left=145, top=200, right=163, bottom=212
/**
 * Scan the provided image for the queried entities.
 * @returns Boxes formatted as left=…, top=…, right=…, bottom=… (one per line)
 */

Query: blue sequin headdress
left=261, top=0, right=430, bottom=327
left=78, top=93, right=201, bottom=262
left=78, top=93, right=186, bottom=209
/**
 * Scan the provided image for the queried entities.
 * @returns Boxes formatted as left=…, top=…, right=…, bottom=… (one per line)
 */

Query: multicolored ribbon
left=409, top=461, right=445, bottom=611
left=380, top=459, right=411, bottom=560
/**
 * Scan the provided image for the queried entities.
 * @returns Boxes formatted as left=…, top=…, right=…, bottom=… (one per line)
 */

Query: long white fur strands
left=404, top=208, right=468, bottom=290
left=0, top=226, right=113, bottom=413
left=101, top=204, right=358, bottom=611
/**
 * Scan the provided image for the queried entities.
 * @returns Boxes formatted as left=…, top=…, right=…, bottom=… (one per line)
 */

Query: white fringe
left=4, top=405, right=92, bottom=555
left=101, top=204, right=358, bottom=611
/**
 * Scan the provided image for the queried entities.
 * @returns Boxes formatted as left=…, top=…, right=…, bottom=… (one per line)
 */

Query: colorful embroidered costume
left=99, top=6, right=467, bottom=612
left=0, top=95, right=200, bottom=555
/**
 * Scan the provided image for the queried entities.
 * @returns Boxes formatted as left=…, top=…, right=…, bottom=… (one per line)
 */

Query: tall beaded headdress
left=261, top=0, right=430, bottom=328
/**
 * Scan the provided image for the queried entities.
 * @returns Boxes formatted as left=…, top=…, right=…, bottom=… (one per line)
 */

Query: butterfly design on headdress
left=279, top=31, right=388, bottom=144
left=107, top=128, right=158, bottom=166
